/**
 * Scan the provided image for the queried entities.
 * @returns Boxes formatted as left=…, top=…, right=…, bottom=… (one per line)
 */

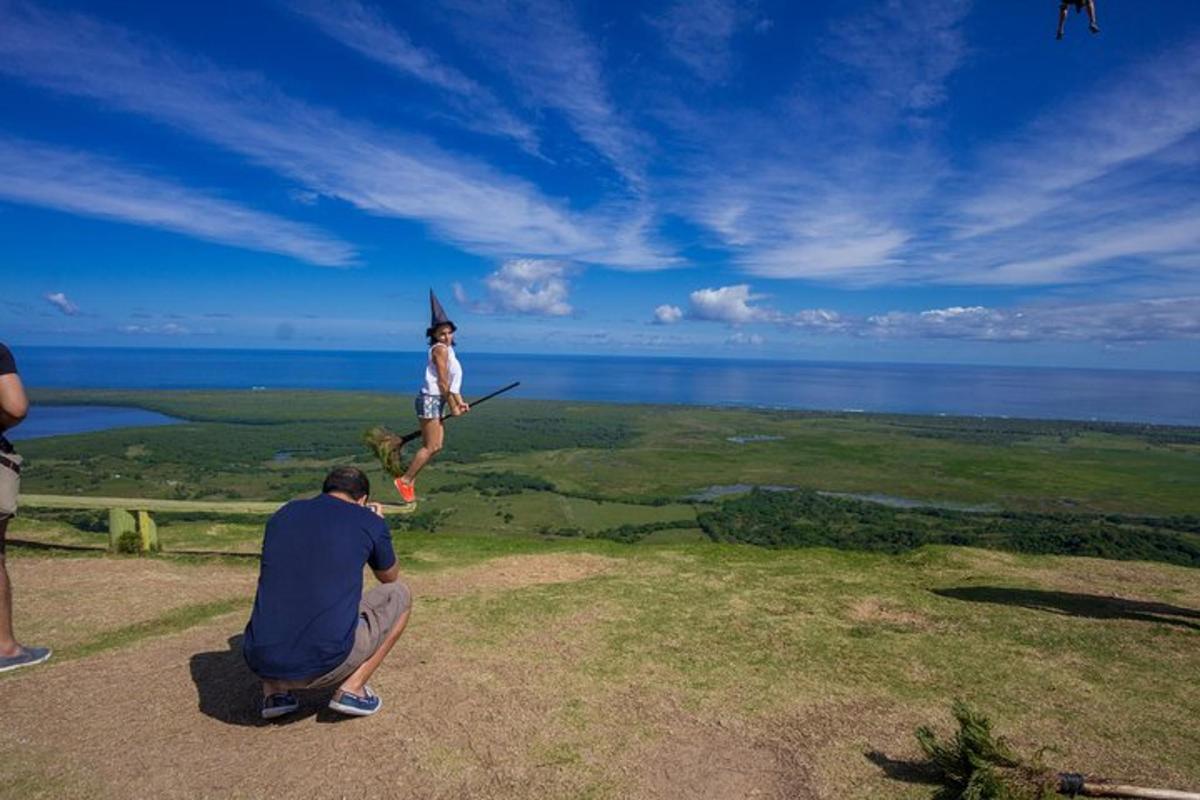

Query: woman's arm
left=431, top=345, right=466, bottom=415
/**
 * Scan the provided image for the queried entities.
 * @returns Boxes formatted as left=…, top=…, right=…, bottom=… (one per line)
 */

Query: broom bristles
left=363, top=426, right=408, bottom=478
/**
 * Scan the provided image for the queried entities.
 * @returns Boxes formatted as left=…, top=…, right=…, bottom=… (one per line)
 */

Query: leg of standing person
left=397, top=417, right=443, bottom=498
left=0, top=513, right=50, bottom=670
left=0, top=516, right=15, bottom=653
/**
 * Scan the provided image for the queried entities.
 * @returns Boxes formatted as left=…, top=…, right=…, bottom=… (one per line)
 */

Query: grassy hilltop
left=3, top=390, right=1199, bottom=798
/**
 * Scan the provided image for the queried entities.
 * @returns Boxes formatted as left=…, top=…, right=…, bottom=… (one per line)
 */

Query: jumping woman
left=394, top=290, right=468, bottom=503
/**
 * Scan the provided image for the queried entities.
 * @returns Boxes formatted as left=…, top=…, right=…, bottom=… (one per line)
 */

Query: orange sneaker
left=394, top=477, right=416, bottom=504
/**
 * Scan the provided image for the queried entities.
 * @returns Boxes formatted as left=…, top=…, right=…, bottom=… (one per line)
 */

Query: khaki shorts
left=295, top=580, right=412, bottom=690
left=0, top=451, right=20, bottom=521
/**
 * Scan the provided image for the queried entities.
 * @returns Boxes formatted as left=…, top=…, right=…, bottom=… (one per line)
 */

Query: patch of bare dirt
left=7, top=557, right=257, bottom=651
left=410, top=553, right=621, bottom=599
left=764, top=698, right=938, bottom=799
left=847, top=597, right=933, bottom=630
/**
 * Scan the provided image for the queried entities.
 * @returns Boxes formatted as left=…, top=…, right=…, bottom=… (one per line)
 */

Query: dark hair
left=322, top=466, right=370, bottom=500
left=426, top=322, right=457, bottom=345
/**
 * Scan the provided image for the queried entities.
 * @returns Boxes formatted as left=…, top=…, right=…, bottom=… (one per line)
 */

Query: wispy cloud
left=285, top=0, right=539, bottom=153
left=957, top=41, right=1200, bottom=239
left=455, top=259, right=574, bottom=316
left=438, top=0, right=650, bottom=190
left=0, top=137, right=358, bottom=267
left=648, top=0, right=741, bottom=85
left=117, top=322, right=191, bottom=336
left=44, top=291, right=80, bottom=316
left=823, top=0, right=970, bottom=118
left=934, top=39, right=1200, bottom=287
left=725, top=331, right=763, bottom=346
left=658, top=0, right=969, bottom=283
left=0, top=1, right=674, bottom=269
left=866, top=297, right=1200, bottom=342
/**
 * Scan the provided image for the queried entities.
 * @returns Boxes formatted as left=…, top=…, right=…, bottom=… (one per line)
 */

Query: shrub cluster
left=696, top=489, right=1200, bottom=567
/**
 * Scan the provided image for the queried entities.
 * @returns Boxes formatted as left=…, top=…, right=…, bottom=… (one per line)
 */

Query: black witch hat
left=427, top=289, right=456, bottom=336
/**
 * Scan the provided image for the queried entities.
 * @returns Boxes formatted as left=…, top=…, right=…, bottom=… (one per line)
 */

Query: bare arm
left=0, top=373, right=29, bottom=432
left=373, top=562, right=401, bottom=584
left=431, top=345, right=467, bottom=415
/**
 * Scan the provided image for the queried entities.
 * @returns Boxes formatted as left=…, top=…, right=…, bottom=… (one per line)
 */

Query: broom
left=362, top=381, right=520, bottom=478
left=915, top=701, right=1200, bottom=800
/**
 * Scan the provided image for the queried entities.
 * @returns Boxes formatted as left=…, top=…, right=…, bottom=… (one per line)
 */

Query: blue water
left=13, top=346, right=1200, bottom=426
left=7, top=405, right=183, bottom=441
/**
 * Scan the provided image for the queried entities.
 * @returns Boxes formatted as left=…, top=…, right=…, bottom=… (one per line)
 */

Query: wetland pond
left=6, top=405, right=184, bottom=441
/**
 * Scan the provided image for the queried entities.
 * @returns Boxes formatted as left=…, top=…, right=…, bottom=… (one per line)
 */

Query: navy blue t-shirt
left=243, top=493, right=396, bottom=680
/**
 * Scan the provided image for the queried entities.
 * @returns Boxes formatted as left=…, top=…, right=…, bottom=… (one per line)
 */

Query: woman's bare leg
left=400, top=418, right=443, bottom=487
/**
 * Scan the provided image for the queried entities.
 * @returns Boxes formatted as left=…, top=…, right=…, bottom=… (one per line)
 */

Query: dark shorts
left=292, top=581, right=412, bottom=689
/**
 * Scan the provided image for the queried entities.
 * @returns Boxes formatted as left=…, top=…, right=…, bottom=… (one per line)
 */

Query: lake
left=6, top=405, right=183, bottom=441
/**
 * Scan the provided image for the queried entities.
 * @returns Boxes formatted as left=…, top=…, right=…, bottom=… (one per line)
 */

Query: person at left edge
left=0, top=341, right=52, bottom=674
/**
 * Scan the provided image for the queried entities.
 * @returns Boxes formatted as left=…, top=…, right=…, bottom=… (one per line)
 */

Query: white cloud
left=0, top=137, right=358, bottom=267
left=0, top=2, right=675, bottom=270
left=653, top=304, right=683, bottom=325
left=44, top=291, right=79, bottom=316
left=668, top=281, right=1200, bottom=343
left=687, top=284, right=774, bottom=324
left=466, top=259, right=574, bottom=316
left=286, top=0, right=540, bottom=153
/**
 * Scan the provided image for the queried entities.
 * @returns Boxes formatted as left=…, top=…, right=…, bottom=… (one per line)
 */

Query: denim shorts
left=415, top=393, right=446, bottom=420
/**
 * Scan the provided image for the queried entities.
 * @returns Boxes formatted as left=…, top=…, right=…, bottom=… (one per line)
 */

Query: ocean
left=13, top=346, right=1200, bottom=426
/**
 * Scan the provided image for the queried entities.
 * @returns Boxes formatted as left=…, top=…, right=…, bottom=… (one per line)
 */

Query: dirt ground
left=0, top=552, right=917, bottom=800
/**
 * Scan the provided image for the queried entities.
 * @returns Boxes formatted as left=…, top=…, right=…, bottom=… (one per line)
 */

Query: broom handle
left=397, top=381, right=520, bottom=445
left=1064, top=777, right=1200, bottom=799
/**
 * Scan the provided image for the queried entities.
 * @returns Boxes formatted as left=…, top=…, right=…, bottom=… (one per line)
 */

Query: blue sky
left=1, top=0, right=1198, bottom=369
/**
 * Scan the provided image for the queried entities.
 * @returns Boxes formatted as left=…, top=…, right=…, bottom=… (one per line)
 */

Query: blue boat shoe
left=0, top=646, right=52, bottom=673
left=261, top=691, right=300, bottom=720
left=328, top=685, right=382, bottom=717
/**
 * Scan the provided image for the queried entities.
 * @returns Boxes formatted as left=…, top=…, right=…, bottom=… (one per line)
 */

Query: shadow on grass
left=189, top=635, right=361, bottom=726
left=933, top=587, right=1200, bottom=631
left=864, top=750, right=941, bottom=786
left=6, top=538, right=105, bottom=553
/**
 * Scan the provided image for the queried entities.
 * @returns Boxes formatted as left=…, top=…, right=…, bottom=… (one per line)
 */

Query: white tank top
left=421, top=344, right=462, bottom=396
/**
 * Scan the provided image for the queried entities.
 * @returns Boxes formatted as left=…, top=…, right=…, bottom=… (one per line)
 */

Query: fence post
left=108, top=508, right=137, bottom=552
left=137, top=510, right=159, bottom=553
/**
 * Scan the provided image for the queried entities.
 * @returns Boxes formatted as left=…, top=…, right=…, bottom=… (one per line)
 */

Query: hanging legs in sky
left=1057, top=0, right=1099, bottom=40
